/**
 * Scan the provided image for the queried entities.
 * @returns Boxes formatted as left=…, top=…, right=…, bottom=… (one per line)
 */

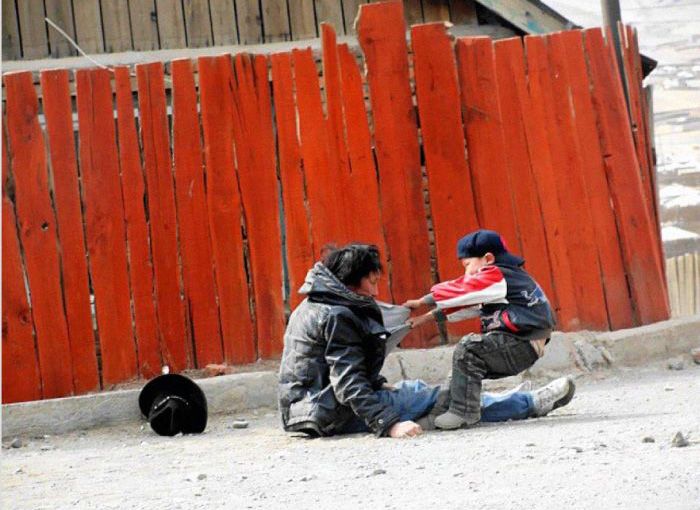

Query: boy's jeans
left=449, top=332, right=540, bottom=423
left=337, top=379, right=534, bottom=434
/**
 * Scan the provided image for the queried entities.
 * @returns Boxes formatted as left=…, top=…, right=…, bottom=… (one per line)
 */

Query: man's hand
left=402, top=299, right=423, bottom=309
left=406, top=313, right=434, bottom=329
left=389, top=420, right=423, bottom=438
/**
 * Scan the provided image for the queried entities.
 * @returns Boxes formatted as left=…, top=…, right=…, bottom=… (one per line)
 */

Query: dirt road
left=3, top=364, right=699, bottom=510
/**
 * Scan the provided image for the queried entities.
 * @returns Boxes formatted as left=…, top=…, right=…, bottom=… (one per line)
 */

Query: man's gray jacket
left=278, top=263, right=401, bottom=436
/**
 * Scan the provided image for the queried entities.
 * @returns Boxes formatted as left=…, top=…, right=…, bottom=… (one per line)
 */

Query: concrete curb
left=3, top=315, right=699, bottom=439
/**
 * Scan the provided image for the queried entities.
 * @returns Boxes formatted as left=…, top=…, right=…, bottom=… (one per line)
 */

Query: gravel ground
left=2, top=364, right=699, bottom=510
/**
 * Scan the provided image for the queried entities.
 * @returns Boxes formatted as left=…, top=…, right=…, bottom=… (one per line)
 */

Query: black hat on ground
left=138, top=373, right=208, bottom=436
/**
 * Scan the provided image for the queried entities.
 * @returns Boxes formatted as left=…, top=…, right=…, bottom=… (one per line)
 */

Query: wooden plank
left=209, top=0, right=238, bottom=45
left=521, top=35, right=579, bottom=330
left=114, top=66, right=162, bottom=378
left=475, top=0, right=569, bottom=34
left=236, top=0, right=263, bottom=44
left=198, top=55, right=256, bottom=364
left=412, top=23, right=478, bottom=280
left=270, top=52, right=315, bottom=309
left=128, top=0, right=159, bottom=50
left=583, top=27, right=669, bottom=325
left=665, top=257, right=679, bottom=317
left=543, top=32, right=610, bottom=331
left=695, top=253, right=700, bottom=315
left=337, top=43, right=392, bottom=301
left=100, top=0, right=133, bottom=52
left=683, top=253, right=695, bottom=316
left=422, top=0, right=450, bottom=22
left=402, top=0, right=424, bottom=25
left=261, top=0, right=291, bottom=42
left=16, top=0, right=49, bottom=59
left=75, top=69, right=138, bottom=386
left=315, top=0, right=344, bottom=32
left=620, top=25, right=655, bottom=228
left=412, top=23, right=479, bottom=338
left=2, top=0, right=22, bottom=59
left=183, top=0, right=213, bottom=47
left=230, top=54, right=285, bottom=359
left=136, top=62, right=190, bottom=371
left=626, top=25, right=666, bottom=295
left=288, top=0, right=316, bottom=40
left=321, top=24, right=353, bottom=242
left=2, top=121, right=42, bottom=403
left=357, top=2, right=436, bottom=347
left=455, top=38, right=520, bottom=252
left=676, top=255, right=690, bottom=316
left=342, top=0, right=366, bottom=34
left=40, top=69, right=100, bottom=393
left=72, top=0, right=104, bottom=53
left=44, top=0, right=77, bottom=57
left=171, top=58, right=223, bottom=367
left=492, top=38, right=556, bottom=311
left=292, top=47, right=338, bottom=253
left=155, top=0, right=186, bottom=48
left=449, top=0, right=478, bottom=25
left=555, top=30, right=635, bottom=329
left=4, top=71, right=74, bottom=398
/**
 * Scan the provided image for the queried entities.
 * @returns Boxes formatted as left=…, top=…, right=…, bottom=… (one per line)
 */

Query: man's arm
left=324, top=311, right=420, bottom=437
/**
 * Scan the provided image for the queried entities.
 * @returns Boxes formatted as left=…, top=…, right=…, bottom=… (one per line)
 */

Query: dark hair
left=322, top=244, right=383, bottom=287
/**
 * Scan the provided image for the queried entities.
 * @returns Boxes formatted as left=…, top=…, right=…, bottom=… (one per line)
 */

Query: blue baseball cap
left=456, top=229, right=524, bottom=267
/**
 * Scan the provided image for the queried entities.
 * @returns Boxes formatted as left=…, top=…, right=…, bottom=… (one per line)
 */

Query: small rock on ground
left=671, top=431, right=690, bottom=448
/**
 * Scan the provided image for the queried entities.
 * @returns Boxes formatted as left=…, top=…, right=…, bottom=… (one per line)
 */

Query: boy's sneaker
left=531, top=376, right=576, bottom=417
left=434, top=411, right=478, bottom=430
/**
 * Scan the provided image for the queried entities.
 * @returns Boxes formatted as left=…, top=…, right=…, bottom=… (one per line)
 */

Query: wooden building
left=3, top=0, right=580, bottom=61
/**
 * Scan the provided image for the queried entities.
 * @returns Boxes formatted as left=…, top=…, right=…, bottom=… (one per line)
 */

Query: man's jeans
left=337, top=379, right=534, bottom=434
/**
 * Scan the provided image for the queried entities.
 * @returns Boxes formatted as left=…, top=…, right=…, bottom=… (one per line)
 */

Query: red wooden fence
left=1, top=1, right=668, bottom=403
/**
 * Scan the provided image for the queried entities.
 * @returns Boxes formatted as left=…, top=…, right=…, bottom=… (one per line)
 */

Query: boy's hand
left=406, top=313, right=433, bottom=329
left=389, top=420, right=423, bottom=438
left=402, top=299, right=423, bottom=309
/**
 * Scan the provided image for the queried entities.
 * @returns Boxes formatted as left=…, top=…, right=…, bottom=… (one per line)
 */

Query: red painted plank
left=171, top=58, right=224, bottom=367
left=521, top=36, right=580, bottom=330
left=2, top=122, right=42, bottom=403
left=75, top=69, right=138, bottom=386
left=412, top=23, right=478, bottom=281
left=292, top=47, right=339, bottom=253
left=455, top=37, right=520, bottom=251
left=357, top=2, right=436, bottom=347
left=40, top=69, right=100, bottom=392
left=4, top=71, right=74, bottom=398
left=270, top=52, right=315, bottom=309
left=321, top=24, right=353, bottom=241
left=230, top=54, right=285, bottom=359
left=583, top=28, right=669, bottom=324
left=492, top=38, right=556, bottom=311
left=136, top=62, right=190, bottom=371
left=337, top=43, right=392, bottom=301
left=623, top=25, right=666, bottom=295
left=411, top=23, right=479, bottom=338
left=114, top=66, right=162, bottom=378
left=555, top=31, right=635, bottom=329
left=543, top=33, right=609, bottom=331
left=198, top=55, right=256, bottom=364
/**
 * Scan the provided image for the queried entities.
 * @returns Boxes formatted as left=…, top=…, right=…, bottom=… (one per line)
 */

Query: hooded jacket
left=426, top=263, right=555, bottom=340
left=278, top=263, right=401, bottom=437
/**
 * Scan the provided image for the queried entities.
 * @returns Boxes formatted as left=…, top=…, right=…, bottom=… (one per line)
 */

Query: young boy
left=404, top=229, right=570, bottom=429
